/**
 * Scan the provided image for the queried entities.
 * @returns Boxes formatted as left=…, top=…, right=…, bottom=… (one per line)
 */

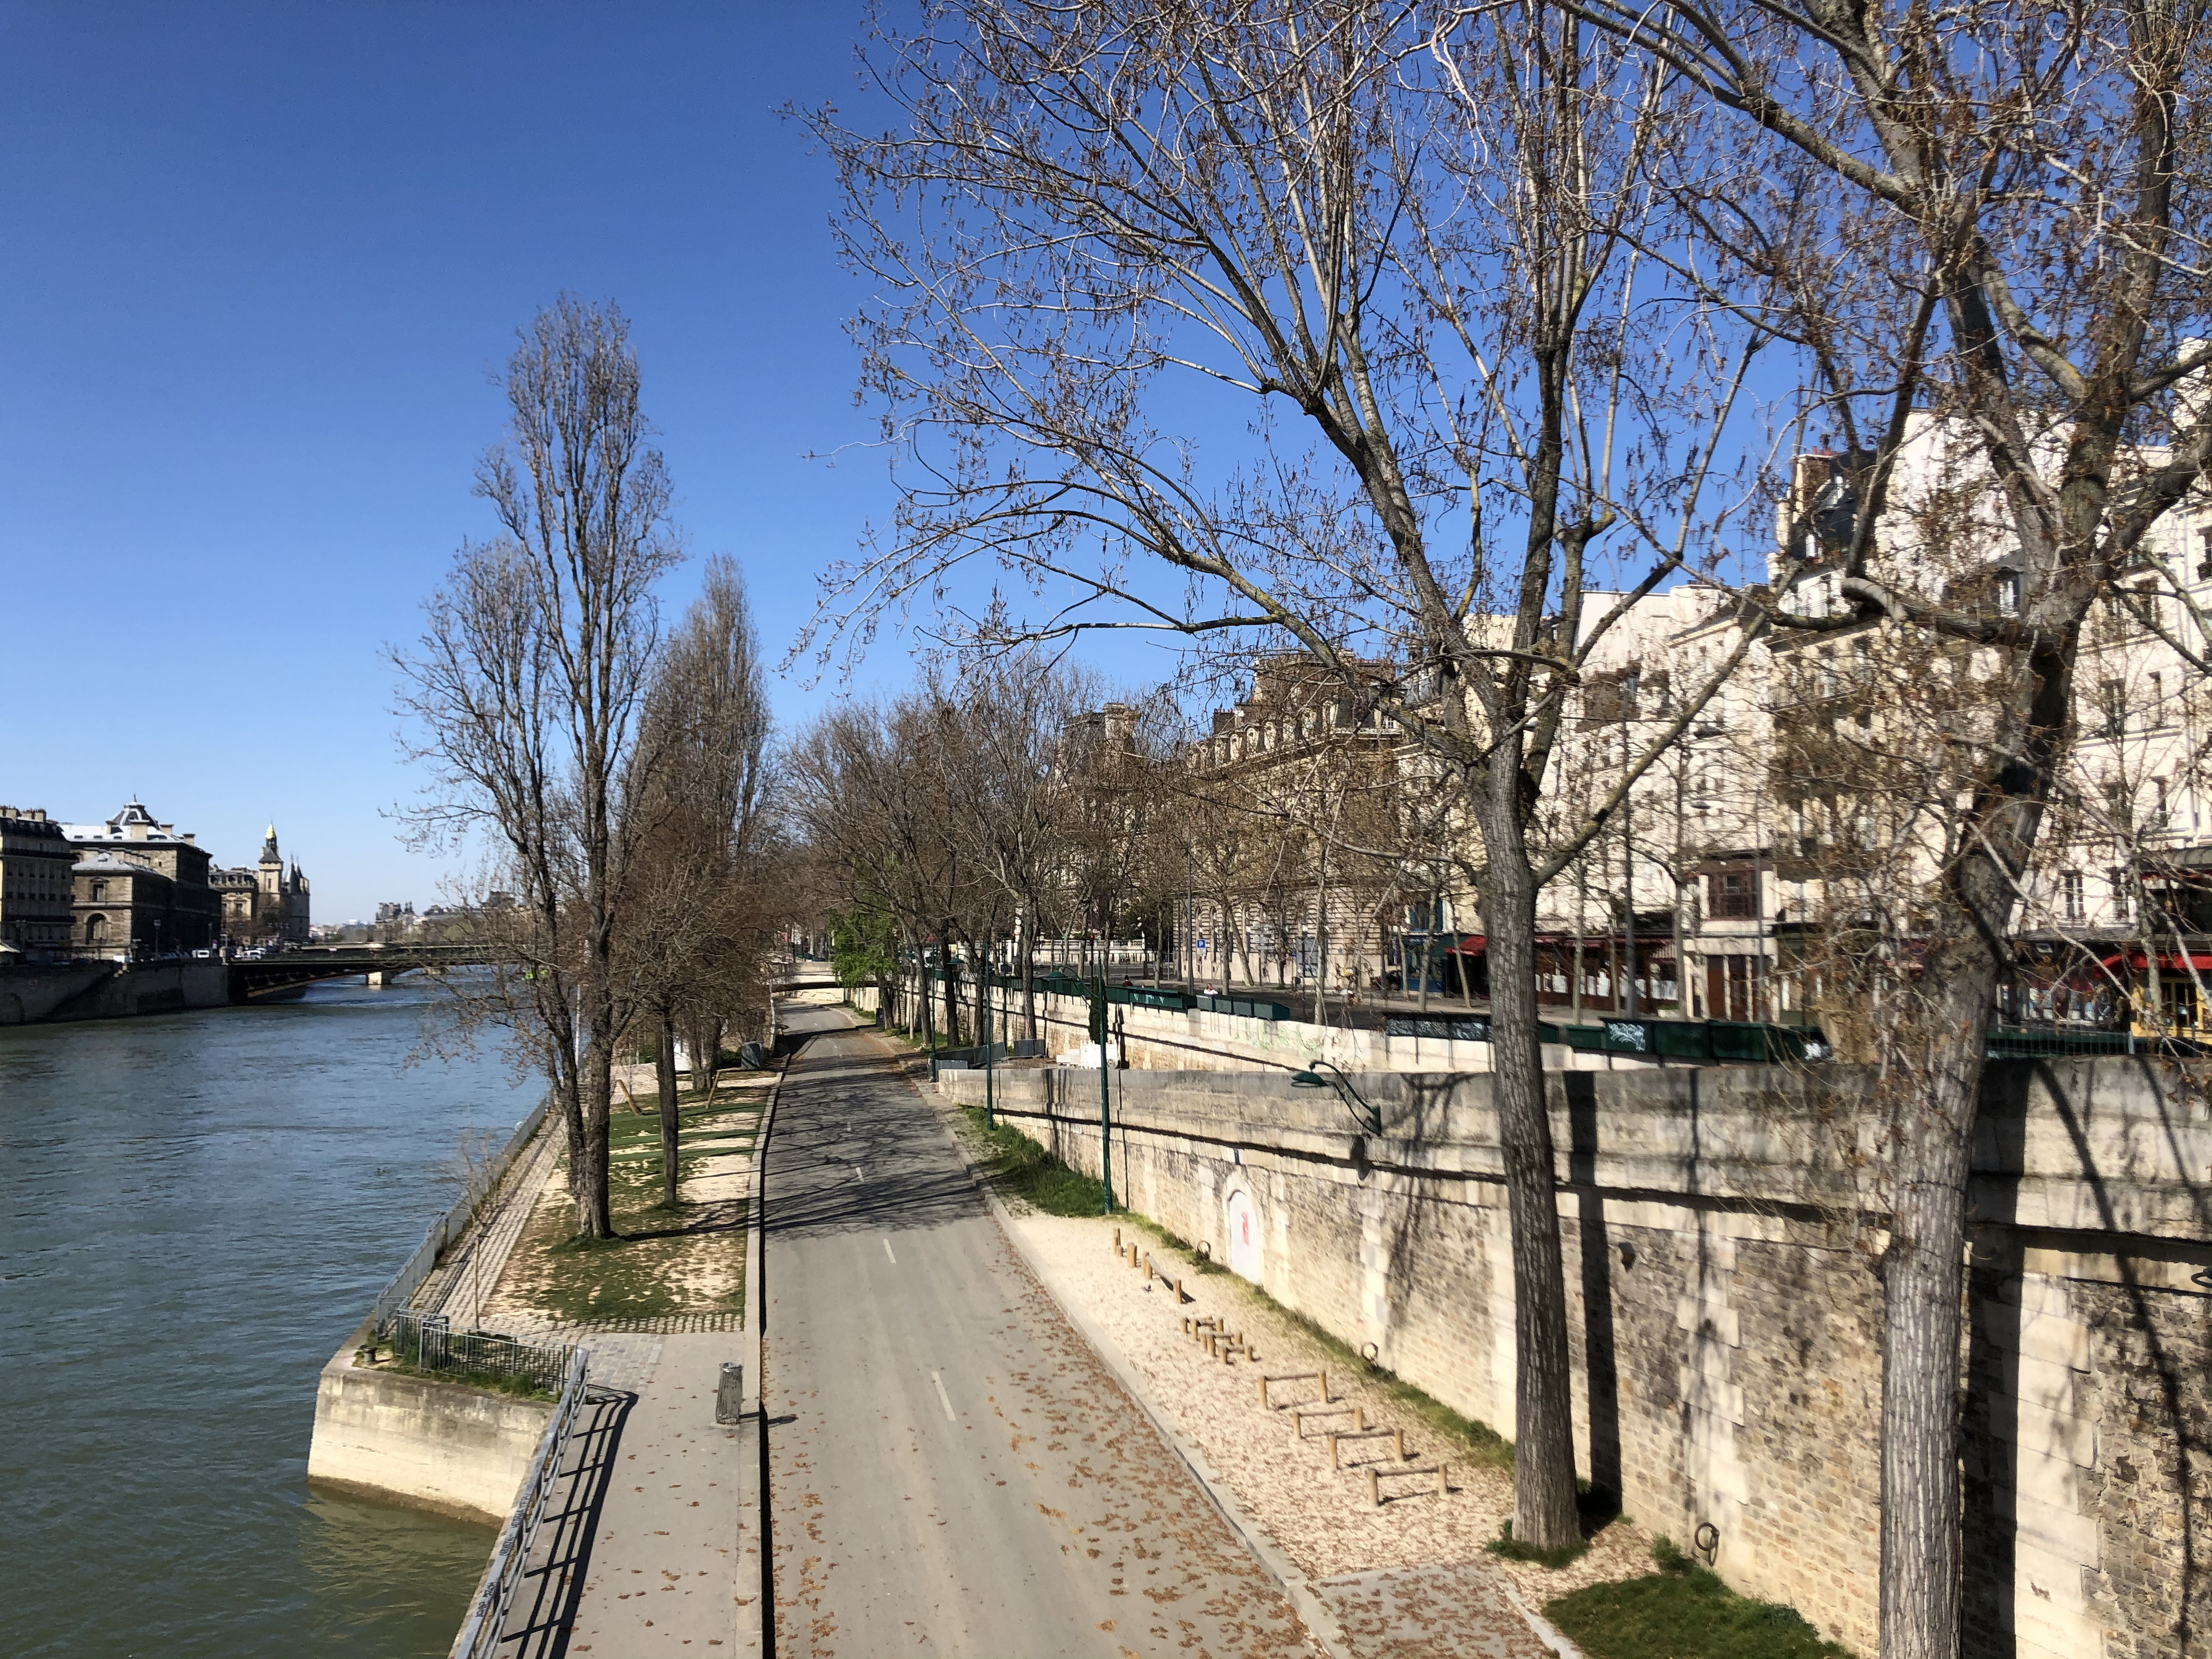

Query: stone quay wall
left=854, top=978, right=1667, bottom=1077
left=305, top=1321, right=552, bottom=1524
left=0, top=959, right=231, bottom=1024
left=935, top=1057, right=2212, bottom=1658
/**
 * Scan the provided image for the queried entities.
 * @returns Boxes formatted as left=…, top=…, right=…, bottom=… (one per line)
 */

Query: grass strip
left=503, top=1097, right=759, bottom=1324
left=962, top=1107, right=1109, bottom=1214
left=366, top=1357, right=557, bottom=1402
left=1486, top=1520, right=1591, bottom=1568
left=1544, top=1538, right=1854, bottom=1659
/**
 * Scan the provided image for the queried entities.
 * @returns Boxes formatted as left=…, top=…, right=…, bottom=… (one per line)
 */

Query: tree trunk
left=1873, top=893, right=1999, bottom=1659
left=656, top=1009, right=682, bottom=1209
left=940, top=940, right=963, bottom=1047
left=688, top=1013, right=725, bottom=1099
left=575, top=1026, right=615, bottom=1238
left=1020, top=906, right=1038, bottom=1041
left=1474, top=765, right=1581, bottom=1554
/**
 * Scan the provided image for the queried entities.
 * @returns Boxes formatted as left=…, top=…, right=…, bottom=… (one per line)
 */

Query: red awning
left=1446, top=934, right=1486, bottom=956
left=2098, top=951, right=2212, bottom=973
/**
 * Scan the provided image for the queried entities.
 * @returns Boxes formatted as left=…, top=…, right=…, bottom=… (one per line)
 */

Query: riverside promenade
left=476, top=1008, right=852, bottom=1657
left=760, top=1020, right=1312, bottom=1657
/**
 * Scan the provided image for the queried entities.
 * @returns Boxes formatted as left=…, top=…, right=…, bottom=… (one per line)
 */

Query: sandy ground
left=973, top=1145, right=1655, bottom=1611
left=486, top=1089, right=761, bottom=1330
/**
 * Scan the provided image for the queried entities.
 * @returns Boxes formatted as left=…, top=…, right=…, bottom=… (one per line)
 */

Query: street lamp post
left=1094, top=966, right=1114, bottom=1214
left=924, top=942, right=937, bottom=1083
left=983, top=948, right=995, bottom=1129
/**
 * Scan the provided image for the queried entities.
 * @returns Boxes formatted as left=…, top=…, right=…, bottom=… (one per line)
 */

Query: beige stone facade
left=211, top=825, right=311, bottom=943
left=61, top=801, right=221, bottom=957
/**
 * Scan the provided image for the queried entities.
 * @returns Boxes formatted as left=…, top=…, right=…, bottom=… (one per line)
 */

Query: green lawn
left=498, top=1089, right=761, bottom=1323
left=962, top=1108, right=1110, bottom=1214
left=1545, top=1541, right=1854, bottom=1659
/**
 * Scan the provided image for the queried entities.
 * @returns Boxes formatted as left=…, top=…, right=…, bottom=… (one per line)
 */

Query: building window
left=2109, top=869, right=2133, bottom=924
left=1709, top=869, right=1758, bottom=921
left=2100, top=679, right=2126, bottom=739
left=89, top=880, right=106, bottom=902
left=85, top=914, right=106, bottom=943
left=2061, top=870, right=2085, bottom=923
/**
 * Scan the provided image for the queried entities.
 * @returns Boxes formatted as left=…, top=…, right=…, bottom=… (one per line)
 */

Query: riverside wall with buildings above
left=1, top=799, right=311, bottom=964
left=936, top=1056, right=2212, bottom=1659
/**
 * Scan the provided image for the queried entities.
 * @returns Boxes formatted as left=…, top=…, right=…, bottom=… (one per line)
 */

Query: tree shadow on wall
left=1966, top=1058, right=2212, bottom=1658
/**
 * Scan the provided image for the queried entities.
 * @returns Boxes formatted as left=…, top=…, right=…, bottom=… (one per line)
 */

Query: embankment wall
left=937, top=1058, right=2212, bottom=1659
left=306, top=1326, right=551, bottom=1524
left=854, top=978, right=1667, bottom=1077
left=0, top=960, right=232, bottom=1023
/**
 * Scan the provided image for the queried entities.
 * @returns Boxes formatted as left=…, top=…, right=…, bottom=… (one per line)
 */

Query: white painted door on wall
left=1226, top=1188, right=1262, bottom=1282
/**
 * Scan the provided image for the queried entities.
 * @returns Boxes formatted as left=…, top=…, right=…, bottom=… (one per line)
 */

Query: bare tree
left=1526, top=0, right=2212, bottom=1644
left=394, top=294, right=680, bottom=1240
left=807, top=1, right=1767, bottom=1548
left=620, top=556, right=777, bottom=1208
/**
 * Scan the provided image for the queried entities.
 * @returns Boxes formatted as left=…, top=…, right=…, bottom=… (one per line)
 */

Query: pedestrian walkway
left=763, top=1023, right=1313, bottom=1657
left=542, top=1333, right=751, bottom=1653
left=414, top=1116, right=564, bottom=1329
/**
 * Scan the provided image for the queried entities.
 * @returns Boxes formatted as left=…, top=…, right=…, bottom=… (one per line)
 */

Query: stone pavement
left=559, top=1332, right=752, bottom=1653
left=416, top=1112, right=564, bottom=1329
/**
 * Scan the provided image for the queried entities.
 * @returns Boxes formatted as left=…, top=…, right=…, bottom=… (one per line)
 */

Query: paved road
left=763, top=1018, right=1312, bottom=1658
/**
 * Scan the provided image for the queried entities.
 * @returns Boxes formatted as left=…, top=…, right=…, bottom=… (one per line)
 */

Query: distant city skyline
left=0, top=4, right=914, bottom=921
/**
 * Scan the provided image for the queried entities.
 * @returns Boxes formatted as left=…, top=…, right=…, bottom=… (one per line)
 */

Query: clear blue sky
left=0, top=2, right=933, bottom=921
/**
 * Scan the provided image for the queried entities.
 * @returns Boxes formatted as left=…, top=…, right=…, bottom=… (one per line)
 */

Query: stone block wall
left=306, top=1327, right=552, bottom=1524
left=855, top=977, right=1666, bottom=1077
left=938, top=1057, right=2212, bottom=1656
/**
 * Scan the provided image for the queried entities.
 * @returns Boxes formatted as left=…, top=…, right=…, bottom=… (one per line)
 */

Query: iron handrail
left=449, top=1347, right=592, bottom=1659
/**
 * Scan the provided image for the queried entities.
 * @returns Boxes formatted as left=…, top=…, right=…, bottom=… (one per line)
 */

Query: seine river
left=0, top=977, right=538, bottom=1658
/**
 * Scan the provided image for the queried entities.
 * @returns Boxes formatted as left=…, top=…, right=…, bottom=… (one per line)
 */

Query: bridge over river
left=232, top=948, right=839, bottom=1003
left=228, top=943, right=503, bottom=1000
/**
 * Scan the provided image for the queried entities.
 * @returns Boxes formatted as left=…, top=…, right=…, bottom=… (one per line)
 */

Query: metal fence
left=378, top=1308, right=575, bottom=1393
left=364, top=1096, right=550, bottom=1338
left=448, top=1346, right=593, bottom=1659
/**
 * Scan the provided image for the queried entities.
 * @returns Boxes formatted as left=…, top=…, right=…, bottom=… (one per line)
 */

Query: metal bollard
left=716, top=1361, right=744, bottom=1425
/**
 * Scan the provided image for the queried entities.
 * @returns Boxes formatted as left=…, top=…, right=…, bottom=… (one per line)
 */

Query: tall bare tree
left=807, top=0, right=1767, bottom=1547
left=1533, top=0, right=2212, bottom=1645
left=394, top=295, right=680, bottom=1240
left=622, top=555, right=776, bottom=1207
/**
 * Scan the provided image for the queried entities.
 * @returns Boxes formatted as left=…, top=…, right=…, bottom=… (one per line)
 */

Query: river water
left=1, top=978, right=540, bottom=1658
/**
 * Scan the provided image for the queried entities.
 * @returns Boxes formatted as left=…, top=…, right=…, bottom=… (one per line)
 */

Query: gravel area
left=973, top=1151, right=1655, bottom=1613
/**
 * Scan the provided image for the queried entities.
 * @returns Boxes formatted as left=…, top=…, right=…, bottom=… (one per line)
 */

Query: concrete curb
left=1494, top=1578, right=1587, bottom=1658
left=923, top=1074, right=1589, bottom=1659
left=919, top=1077, right=1347, bottom=1659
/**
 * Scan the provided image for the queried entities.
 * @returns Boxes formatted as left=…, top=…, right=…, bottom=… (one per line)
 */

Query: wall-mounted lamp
left=1290, top=1060, right=1384, bottom=1137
